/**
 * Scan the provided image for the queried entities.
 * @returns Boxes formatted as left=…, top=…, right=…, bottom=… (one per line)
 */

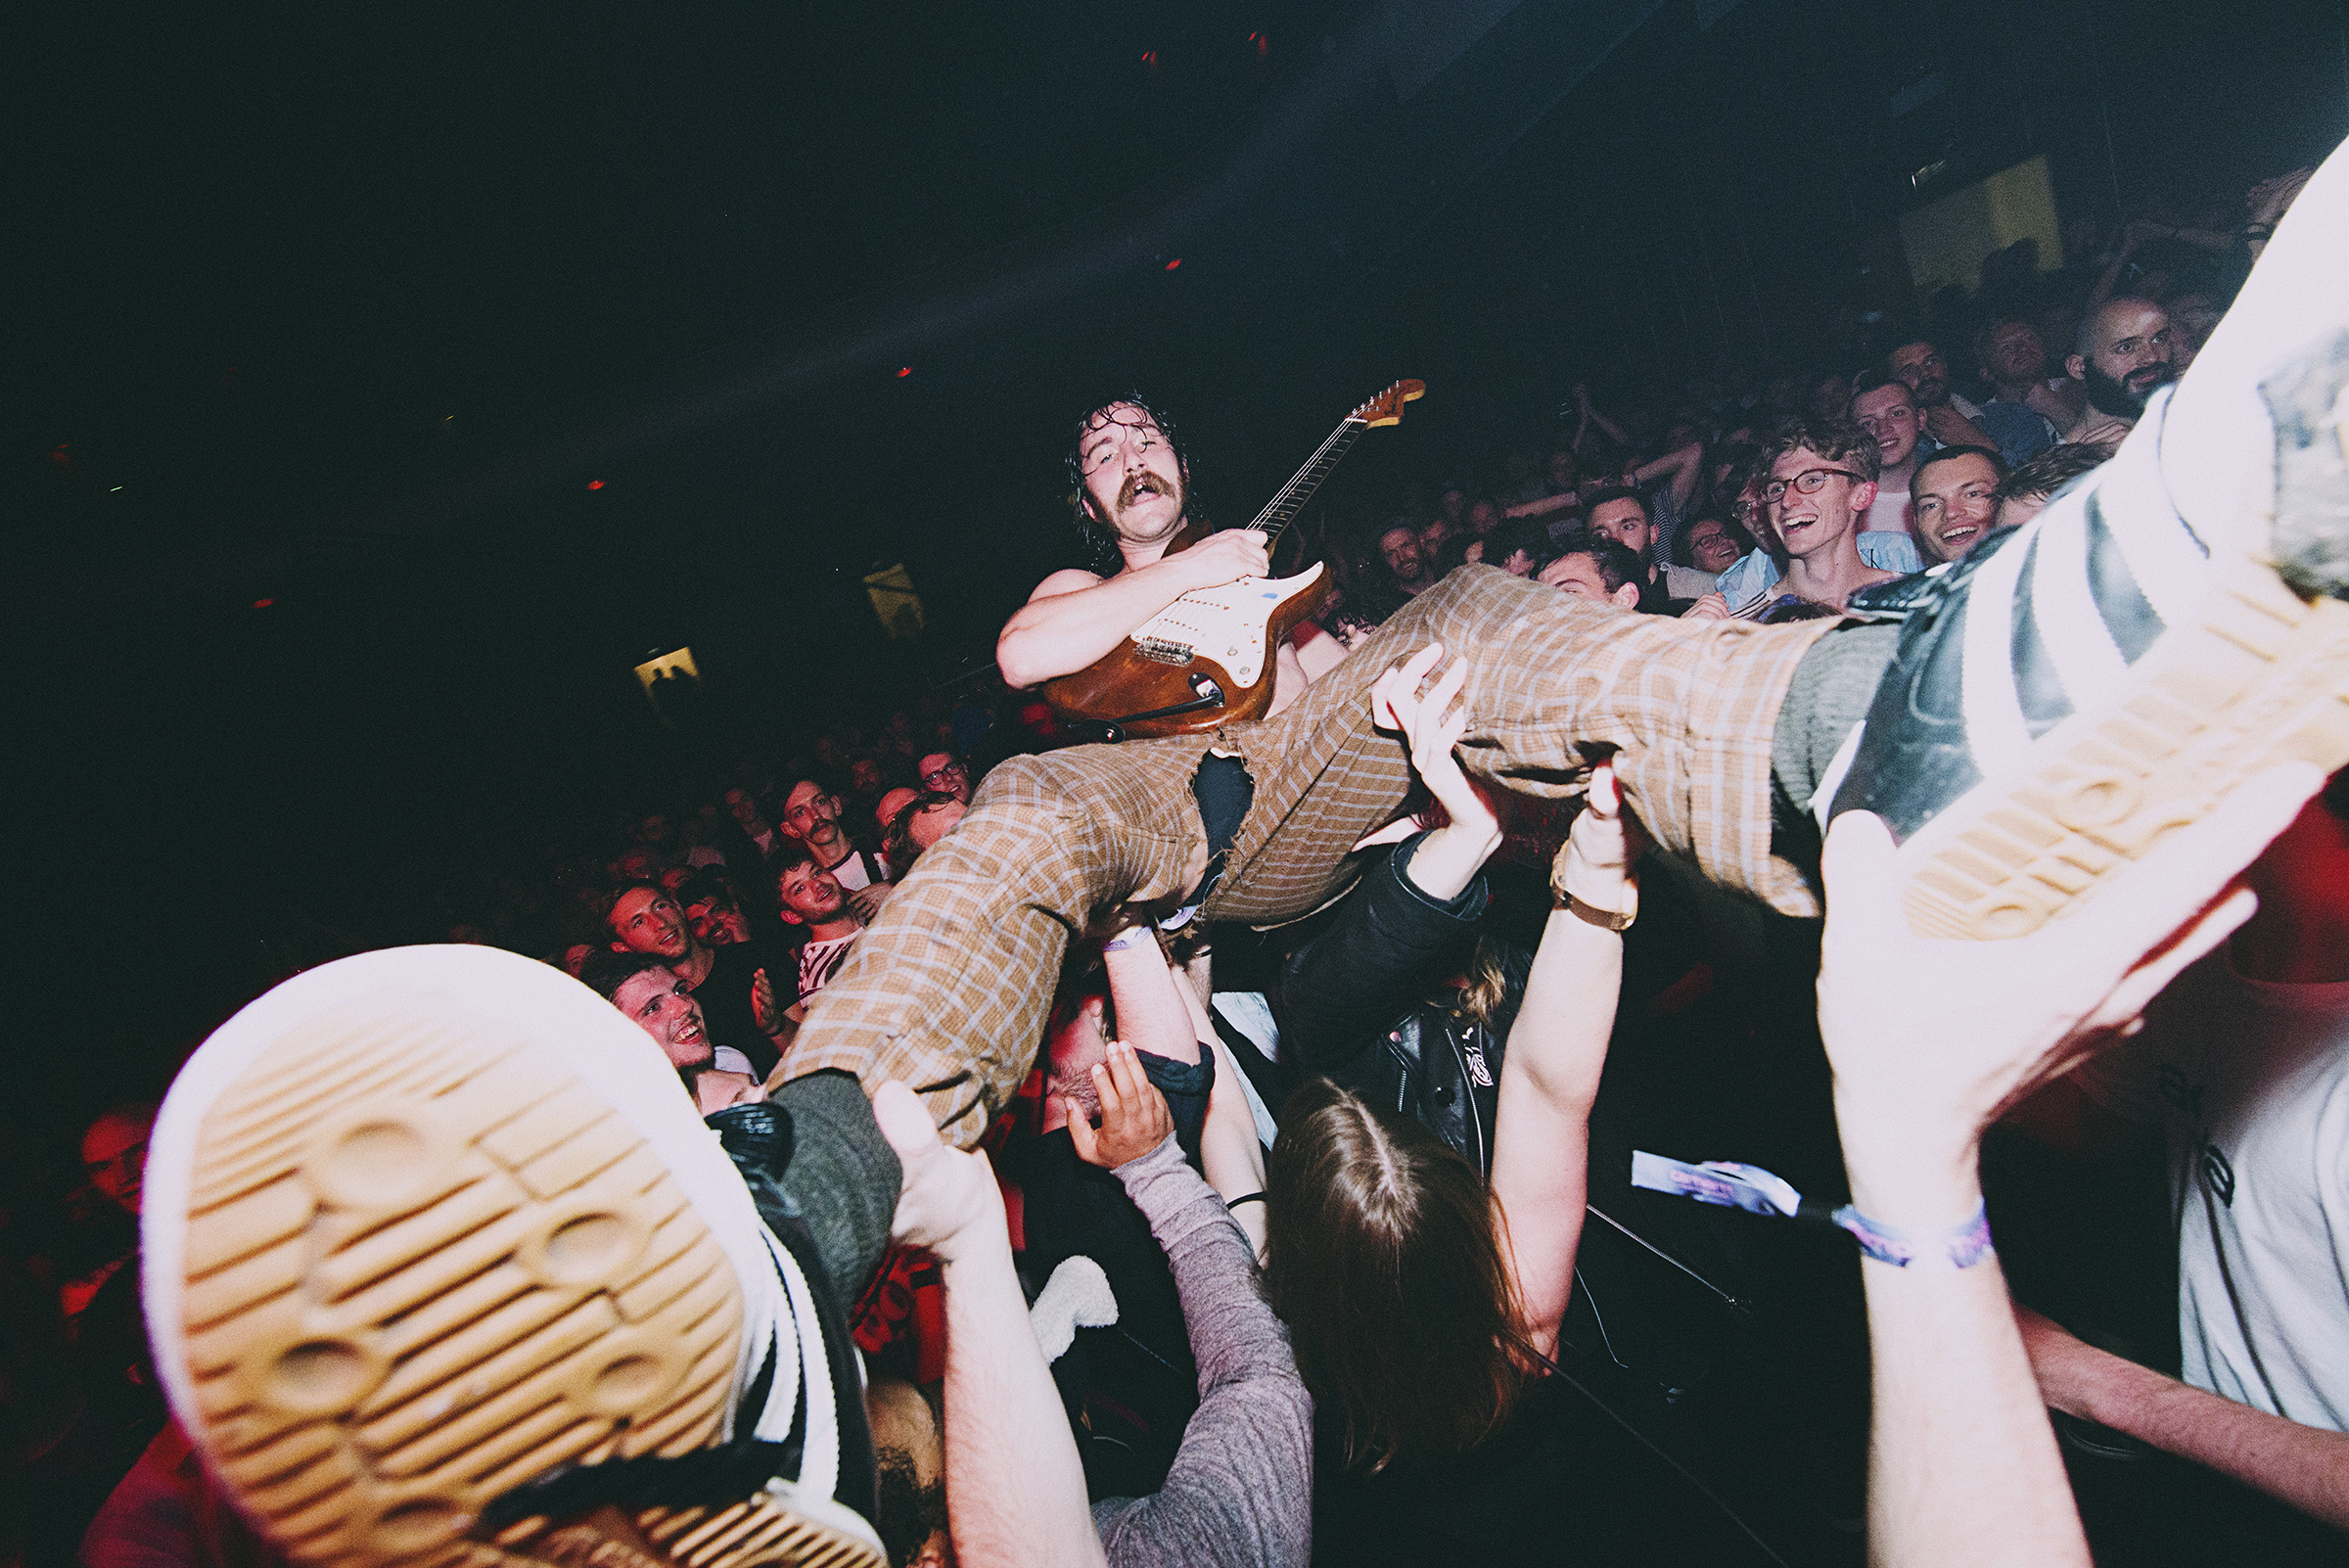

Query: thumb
left=1064, top=1099, right=1098, bottom=1163
left=1819, top=809, right=1901, bottom=936
left=873, top=1081, right=942, bottom=1164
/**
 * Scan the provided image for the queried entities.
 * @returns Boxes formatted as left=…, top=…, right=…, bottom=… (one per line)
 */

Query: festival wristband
left=1829, top=1200, right=1995, bottom=1270
left=1632, top=1150, right=1994, bottom=1268
left=1103, top=927, right=1157, bottom=953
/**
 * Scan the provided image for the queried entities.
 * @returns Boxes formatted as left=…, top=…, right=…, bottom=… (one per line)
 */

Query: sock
left=1773, top=622, right=1900, bottom=811
left=764, top=1070, right=902, bottom=1296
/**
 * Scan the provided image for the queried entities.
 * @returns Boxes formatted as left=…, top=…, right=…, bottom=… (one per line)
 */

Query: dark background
left=16, top=0, right=2349, bottom=1145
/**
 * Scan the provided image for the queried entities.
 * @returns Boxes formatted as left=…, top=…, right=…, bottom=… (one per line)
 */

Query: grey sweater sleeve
left=1089, top=1136, right=1313, bottom=1568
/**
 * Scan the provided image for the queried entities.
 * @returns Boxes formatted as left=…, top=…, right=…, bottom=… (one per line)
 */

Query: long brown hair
left=1264, top=1078, right=1540, bottom=1472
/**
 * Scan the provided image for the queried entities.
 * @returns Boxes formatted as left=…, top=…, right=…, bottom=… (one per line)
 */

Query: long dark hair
left=1265, top=1078, right=1540, bottom=1472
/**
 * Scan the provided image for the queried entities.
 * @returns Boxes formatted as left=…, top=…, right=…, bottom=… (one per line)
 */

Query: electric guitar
left=1040, top=379, right=1425, bottom=740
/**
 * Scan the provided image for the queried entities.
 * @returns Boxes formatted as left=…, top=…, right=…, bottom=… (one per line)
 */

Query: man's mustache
left=1119, top=472, right=1173, bottom=508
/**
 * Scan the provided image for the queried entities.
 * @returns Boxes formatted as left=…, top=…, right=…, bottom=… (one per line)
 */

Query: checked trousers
left=783, top=565, right=1836, bottom=1143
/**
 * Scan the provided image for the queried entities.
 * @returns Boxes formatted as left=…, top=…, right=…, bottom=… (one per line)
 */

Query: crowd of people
left=6, top=143, right=2346, bottom=1568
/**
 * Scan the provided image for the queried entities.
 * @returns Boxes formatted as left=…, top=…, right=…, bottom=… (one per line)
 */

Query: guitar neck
left=1245, top=417, right=1366, bottom=543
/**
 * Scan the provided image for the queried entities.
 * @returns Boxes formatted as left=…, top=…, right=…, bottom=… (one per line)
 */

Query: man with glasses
left=917, top=750, right=972, bottom=806
left=1705, top=417, right=1923, bottom=616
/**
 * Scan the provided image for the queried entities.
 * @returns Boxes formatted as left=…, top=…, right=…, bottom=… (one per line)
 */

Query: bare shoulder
left=1027, top=567, right=1108, bottom=604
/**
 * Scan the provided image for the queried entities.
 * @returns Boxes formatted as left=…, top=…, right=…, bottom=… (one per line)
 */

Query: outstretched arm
left=1629, top=438, right=1704, bottom=516
left=2014, top=1307, right=2349, bottom=1530
left=877, top=1082, right=1108, bottom=1568
left=1815, top=762, right=2321, bottom=1568
left=1489, top=761, right=1640, bottom=1360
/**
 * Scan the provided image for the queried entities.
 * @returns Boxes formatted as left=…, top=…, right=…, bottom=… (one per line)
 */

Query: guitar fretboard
left=1245, top=417, right=1366, bottom=544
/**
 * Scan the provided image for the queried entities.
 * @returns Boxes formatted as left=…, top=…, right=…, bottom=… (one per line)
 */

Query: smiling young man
left=1754, top=417, right=1911, bottom=614
left=580, top=950, right=764, bottom=1115
left=604, top=880, right=784, bottom=1079
left=777, top=839, right=870, bottom=1014
left=1911, top=445, right=2010, bottom=565
left=1706, top=416, right=1924, bottom=616
left=993, top=398, right=1345, bottom=712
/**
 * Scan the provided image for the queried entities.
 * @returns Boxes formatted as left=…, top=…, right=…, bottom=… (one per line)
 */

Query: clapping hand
left=1065, top=1042, right=1174, bottom=1170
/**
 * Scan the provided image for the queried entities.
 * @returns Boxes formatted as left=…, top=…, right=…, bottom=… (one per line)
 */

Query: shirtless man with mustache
left=995, top=398, right=1346, bottom=713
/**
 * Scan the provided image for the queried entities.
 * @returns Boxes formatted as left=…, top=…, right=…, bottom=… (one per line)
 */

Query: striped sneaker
left=141, top=945, right=887, bottom=1568
left=1825, top=320, right=2349, bottom=938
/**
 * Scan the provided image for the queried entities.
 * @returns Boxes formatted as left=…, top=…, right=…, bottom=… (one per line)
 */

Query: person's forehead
left=1852, top=384, right=1911, bottom=416
left=1921, top=455, right=2001, bottom=493
left=83, top=1116, right=152, bottom=1160
left=1890, top=341, right=1938, bottom=367
left=1772, top=443, right=1833, bottom=475
left=785, top=781, right=823, bottom=807
left=2097, top=302, right=2167, bottom=346
left=613, top=972, right=673, bottom=1008
left=1083, top=403, right=1163, bottom=439
left=1993, top=321, right=2038, bottom=345
left=918, top=752, right=956, bottom=770
left=1589, top=497, right=1646, bottom=527
left=1380, top=525, right=1417, bottom=545
left=610, top=887, right=662, bottom=923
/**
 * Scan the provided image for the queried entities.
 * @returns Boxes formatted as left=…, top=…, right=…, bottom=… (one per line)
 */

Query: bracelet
left=1829, top=1199, right=1995, bottom=1269
left=1102, top=927, right=1156, bottom=953
left=1562, top=893, right=1634, bottom=931
left=1224, top=1192, right=1267, bottom=1211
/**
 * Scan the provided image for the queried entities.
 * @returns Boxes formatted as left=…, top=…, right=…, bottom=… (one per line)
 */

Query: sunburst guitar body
left=1040, top=378, right=1423, bottom=741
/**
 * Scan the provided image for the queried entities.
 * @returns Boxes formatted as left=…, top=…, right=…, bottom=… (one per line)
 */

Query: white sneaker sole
left=142, top=945, right=876, bottom=1568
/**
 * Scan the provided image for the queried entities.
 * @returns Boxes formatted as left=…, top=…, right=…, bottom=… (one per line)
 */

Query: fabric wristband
left=1829, top=1200, right=1995, bottom=1270
left=1103, top=926, right=1157, bottom=952
left=1632, top=1149, right=1994, bottom=1269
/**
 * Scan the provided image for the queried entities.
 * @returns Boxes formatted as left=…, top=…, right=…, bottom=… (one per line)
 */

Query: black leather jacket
left=1274, top=833, right=1531, bottom=1176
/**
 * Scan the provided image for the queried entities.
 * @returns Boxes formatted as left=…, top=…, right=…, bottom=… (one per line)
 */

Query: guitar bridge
left=1134, top=636, right=1194, bottom=666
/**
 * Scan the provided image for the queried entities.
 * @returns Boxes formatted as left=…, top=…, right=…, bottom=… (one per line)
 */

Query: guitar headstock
left=1353, top=379, right=1426, bottom=429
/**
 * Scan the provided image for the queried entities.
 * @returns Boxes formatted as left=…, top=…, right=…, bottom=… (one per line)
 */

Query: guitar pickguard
left=1128, top=563, right=1326, bottom=689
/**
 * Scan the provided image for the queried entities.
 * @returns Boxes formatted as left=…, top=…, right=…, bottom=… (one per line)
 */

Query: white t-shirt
left=2074, top=952, right=2349, bottom=1430
left=797, top=933, right=859, bottom=1006
left=1865, top=482, right=1912, bottom=539
left=823, top=848, right=874, bottom=891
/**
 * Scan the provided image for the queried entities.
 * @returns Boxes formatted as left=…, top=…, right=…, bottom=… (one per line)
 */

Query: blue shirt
left=1974, top=397, right=2060, bottom=466
left=1714, top=532, right=1924, bottom=613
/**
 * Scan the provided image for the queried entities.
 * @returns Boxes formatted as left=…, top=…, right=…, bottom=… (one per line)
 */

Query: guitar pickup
left=1135, top=637, right=1194, bottom=666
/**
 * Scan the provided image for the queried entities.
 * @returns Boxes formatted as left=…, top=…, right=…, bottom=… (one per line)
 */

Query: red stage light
left=897, top=366, right=912, bottom=378
left=1165, top=257, right=1181, bottom=270
left=1250, top=30, right=1267, bottom=55
left=252, top=598, right=274, bottom=609
left=587, top=479, right=606, bottom=489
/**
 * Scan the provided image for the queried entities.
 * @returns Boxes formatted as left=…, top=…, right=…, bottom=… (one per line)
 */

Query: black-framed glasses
left=920, top=761, right=965, bottom=787
left=1761, top=468, right=1864, bottom=504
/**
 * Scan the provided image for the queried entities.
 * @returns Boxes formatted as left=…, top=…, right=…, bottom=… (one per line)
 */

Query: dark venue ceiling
left=17, top=0, right=2349, bottom=1128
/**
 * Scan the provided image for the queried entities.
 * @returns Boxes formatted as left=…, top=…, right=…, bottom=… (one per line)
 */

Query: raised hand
left=1817, top=762, right=2320, bottom=1168
left=1065, top=1042, right=1174, bottom=1170
left=1369, top=642, right=1496, bottom=843
left=751, top=967, right=780, bottom=1034
left=874, top=1080, right=1004, bottom=1265
left=848, top=882, right=894, bottom=924
left=1555, top=759, right=1647, bottom=920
